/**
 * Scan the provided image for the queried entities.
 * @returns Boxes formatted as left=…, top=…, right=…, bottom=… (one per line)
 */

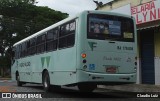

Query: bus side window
left=14, top=46, right=17, bottom=59
left=11, top=50, right=15, bottom=65
left=16, top=46, right=19, bottom=59
left=19, top=44, right=22, bottom=58
left=27, top=40, right=30, bottom=55
left=46, top=28, right=58, bottom=51
left=12, top=47, right=16, bottom=60
left=30, top=38, right=36, bottom=55
left=20, top=42, right=27, bottom=58
left=68, top=21, right=75, bottom=46
left=27, top=38, right=36, bottom=56
left=21, top=44, right=24, bottom=58
left=23, top=42, right=27, bottom=57
left=59, top=20, right=75, bottom=49
left=36, top=34, right=46, bottom=54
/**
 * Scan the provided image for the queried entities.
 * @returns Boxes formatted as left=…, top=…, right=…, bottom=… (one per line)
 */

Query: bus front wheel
left=42, top=71, right=50, bottom=92
left=16, top=75, right=23, bottom=86
left=78, top=83, right=97, bottom=92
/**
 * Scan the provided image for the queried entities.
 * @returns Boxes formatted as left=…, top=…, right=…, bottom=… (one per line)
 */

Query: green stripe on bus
left=41, top=57, right=45, bottom=67
left=46, top=56, right=50, bottom=68
left=41, top=56, right=51, bottom=68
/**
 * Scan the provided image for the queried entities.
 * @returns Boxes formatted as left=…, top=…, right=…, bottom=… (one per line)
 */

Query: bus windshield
left=87, top=14, right=134, bottom=42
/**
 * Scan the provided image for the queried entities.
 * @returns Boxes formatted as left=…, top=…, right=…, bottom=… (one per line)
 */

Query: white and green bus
left=11, top=10, right=137, bottom=92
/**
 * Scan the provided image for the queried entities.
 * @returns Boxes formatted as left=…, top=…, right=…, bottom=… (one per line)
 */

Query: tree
left=0, top=0, right=68, bottom=76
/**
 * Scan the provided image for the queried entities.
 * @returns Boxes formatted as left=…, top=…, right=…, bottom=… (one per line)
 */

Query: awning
left=137, top=24, right=160, bottom=30
left=137, top=20, right=160, bottom=30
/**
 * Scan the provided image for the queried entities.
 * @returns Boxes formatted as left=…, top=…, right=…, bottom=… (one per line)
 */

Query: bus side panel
left=18, top=58, right=32, bottom=83
left=31, top=55, right=43, bottom=83
left=50, top=18, right=79, bottom=85
left=31, top=52, right=57, bottom=84
left=50, top=72, right=77, bottom=85
left=49, top=47, right=77, bottom=85
left=56, top=47, right=77, bottom=71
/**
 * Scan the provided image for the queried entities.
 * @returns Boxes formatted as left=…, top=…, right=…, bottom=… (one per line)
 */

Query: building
left=96, top=0, right=160, bottom=85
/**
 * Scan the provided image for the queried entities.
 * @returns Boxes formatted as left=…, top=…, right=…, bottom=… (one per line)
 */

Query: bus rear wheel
left=78, top=83, right=97, bottom=92
left=43, top=71, right=50, bottom=92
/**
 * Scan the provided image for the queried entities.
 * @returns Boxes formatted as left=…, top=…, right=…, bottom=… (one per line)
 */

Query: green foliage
left=0, top=0, right=68, bottom=69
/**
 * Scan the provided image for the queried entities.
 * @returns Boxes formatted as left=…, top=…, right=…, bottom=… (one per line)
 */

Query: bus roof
left=13, top=15, right=79, bottom=47
left=13, top=10, right=133, bottom=47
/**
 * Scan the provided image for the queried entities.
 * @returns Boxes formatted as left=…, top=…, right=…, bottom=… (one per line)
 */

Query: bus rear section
left=76, top=12, right=137, bottom=91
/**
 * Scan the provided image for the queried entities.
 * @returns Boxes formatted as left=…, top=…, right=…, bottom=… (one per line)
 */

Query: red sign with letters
left=131, top=0, right=160, bottom=24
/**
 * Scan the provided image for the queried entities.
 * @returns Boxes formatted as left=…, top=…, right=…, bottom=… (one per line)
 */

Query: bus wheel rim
left=17, top=76, right=20, bottom=81
left=44, top=77, right=48, bottom=88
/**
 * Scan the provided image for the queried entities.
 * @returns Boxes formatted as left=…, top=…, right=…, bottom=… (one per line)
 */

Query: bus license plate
left=106, top=67, right=117, bottom=73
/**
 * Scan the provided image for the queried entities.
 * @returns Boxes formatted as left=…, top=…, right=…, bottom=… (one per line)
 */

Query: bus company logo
left=88, top=42, right=97, bottom=51
left=2, top=93, right=11, bottom=98
left=1, top=93, right=43, bottom=98
left=19, top=62, right=31, bottom=67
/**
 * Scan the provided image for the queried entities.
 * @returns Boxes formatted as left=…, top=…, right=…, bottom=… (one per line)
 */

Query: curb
left=97, top=84, right=160, bottom=92
left=0, top=78, right=11, bottom=80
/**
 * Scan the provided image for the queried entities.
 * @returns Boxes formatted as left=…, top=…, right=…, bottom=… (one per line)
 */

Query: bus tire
left=78, top=83, right=97, bottom=92
left=16, top=75, right=23, bottom=87
left=50, top=85, right=61, bottom=92
left=42, top=71, right=50, bottom=92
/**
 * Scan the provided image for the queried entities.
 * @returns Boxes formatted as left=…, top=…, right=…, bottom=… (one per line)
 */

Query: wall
left=155, top=31, right=160, bottom=57
left=136, top=31, right=141, bottom=84
left=98, top=0, right=153, bottom=11
left=155, top=31, right=160, bottom=85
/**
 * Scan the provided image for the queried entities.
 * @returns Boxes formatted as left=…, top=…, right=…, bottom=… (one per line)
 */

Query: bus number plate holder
left=106, top=67, right=117, bottom=73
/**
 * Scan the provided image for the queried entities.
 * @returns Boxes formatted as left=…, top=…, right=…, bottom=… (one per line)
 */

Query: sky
left=36, top=0, right=113, bottom=16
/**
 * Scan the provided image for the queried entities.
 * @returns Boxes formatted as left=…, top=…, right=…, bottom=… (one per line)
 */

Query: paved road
left=0, top=80, right=159, bottom=101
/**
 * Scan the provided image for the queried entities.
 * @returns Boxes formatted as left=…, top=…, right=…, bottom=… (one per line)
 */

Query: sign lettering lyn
left=131, top=0, right=160, bottom=24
